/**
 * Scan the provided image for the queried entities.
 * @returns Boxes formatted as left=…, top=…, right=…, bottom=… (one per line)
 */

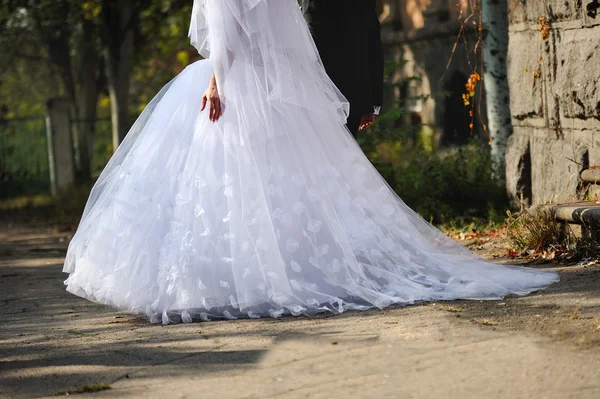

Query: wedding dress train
left=63, top=0, right=558, bottom=324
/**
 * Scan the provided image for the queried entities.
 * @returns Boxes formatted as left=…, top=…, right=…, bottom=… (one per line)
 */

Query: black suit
left=302, top=0, right=384, bottom=136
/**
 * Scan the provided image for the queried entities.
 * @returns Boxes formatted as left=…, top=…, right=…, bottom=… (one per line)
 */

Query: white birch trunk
left=482, top=0, right=513, bottom=181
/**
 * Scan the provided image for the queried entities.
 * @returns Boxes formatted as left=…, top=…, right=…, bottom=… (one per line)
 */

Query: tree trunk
left=101, top=0, right=136, bottom=150
left=74, top=19, right=99, bottom=182
left=31, top=2, right=95, bottom=183
left=481, top=0, right=513, bottom=181
left=43, top=28, right=85, bottom=183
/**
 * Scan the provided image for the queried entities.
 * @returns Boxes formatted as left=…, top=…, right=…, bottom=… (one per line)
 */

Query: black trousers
left=346, top=111, right=362, bottom=138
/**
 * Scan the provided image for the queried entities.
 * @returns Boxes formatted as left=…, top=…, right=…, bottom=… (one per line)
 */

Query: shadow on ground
left=1, top=212, right=599, bottom=398
left=433, top=260, right=600, bottom=347
left=0, top=226, right=383, bottom=398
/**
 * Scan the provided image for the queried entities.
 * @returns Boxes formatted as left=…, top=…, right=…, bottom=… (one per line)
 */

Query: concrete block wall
left=506, top=0, right=600, bottom=205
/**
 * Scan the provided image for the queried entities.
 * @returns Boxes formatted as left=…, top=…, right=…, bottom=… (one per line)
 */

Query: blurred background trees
left=1, top=0, right=508, bottom=229
left=0, top=0, right=194, bottom=184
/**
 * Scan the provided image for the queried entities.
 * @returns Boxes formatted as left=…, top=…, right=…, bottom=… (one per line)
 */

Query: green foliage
left=361, top=138, right=507, bottom=226
left=0, top=0, right=193, bottom=119
left=0, top=180, right=92, bottom=228
left=1, top=6, right=506, bottom=232
left=0, top=117, right=49, bottom=199
left=359, top=59, right=506, bottom=225
left=0, top=2, right=60, bottom=119
left=1, top=0, right=193, bottom=196
left=0, top=193, right=53, bottom=211
left=132, top=0, right=196, bottom=112
left=90, top=117, right=114, bottom=175
left=389, top=142, right=507, bottom=224
left=52, top=182, right=94, bottom=228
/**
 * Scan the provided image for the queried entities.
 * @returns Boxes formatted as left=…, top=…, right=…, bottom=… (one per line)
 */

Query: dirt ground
left=1, top=210, right=599, bottom=399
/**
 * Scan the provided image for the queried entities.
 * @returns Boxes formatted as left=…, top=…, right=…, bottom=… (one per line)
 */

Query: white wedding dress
left=63, top=0, right=558, bottom=324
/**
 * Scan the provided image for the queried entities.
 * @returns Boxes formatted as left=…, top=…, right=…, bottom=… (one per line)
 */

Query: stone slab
left=581, top=168, right=600, bottom=183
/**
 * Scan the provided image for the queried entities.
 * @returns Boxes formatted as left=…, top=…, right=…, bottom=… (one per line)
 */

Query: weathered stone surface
left=530, top=130, right=588, bottom=203
left=508, top=0, right=597, bottom=25
left=580, top=169, right=600, bottom=200
left=507, top=30, right=546, bottom=123
left=507, top=127, right=588, bottom=205
left=507, top=1, right=600, bottom=204
left=552, top=26, right=600, bottom=121
left=507, top=126, right=596, bottom=205
left=581, top=168, right=600, bottom=183
left=508, top=0, right=546, bottom=25
left=506, top=131, right=533, bottom=205
left=543, top=0, right=583, bottom=23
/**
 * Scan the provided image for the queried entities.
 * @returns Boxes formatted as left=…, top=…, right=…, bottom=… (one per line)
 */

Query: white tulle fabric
left=63, top=0, right=558, bottom=324
left=189, top=0, right=349, bottom=138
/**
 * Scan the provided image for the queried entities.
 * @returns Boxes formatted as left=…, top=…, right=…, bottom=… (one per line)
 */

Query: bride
left=63, top=0, right=558, bottom=324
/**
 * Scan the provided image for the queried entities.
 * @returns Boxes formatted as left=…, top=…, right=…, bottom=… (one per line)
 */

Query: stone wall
left=377, top=0, right=469, bottom=31
left=378, top=0, right=485, bottom=145
left=382, top=22, right=484, bottom=145
left=506, top=0, right=600, bottom=205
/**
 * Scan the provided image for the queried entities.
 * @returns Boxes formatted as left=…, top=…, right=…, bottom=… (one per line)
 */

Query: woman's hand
left=201, top=74, right=223, bottom=122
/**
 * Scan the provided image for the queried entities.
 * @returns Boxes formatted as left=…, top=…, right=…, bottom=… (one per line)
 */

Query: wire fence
left=0, top=115, right=120, bottom=199
left=88, top=117, right=114, bottom=176
left=0, top=117, right=49, bottom=199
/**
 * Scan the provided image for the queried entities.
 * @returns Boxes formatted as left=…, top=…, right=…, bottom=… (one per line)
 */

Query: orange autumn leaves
left=538, top=16, right=550, bottom=40
left=462, top=71, right=480, bottom=131
left=461, top=15, right=548, bottom=108
left=462, top=72, right=480, bottom=107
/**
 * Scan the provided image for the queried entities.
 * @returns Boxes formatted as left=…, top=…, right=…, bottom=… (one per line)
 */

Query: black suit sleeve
left=368, top=4, right=384, bottom=108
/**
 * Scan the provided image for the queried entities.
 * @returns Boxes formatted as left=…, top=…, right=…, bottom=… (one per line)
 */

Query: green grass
left=0, top=183, right=92, bottom=229
left=0, top=117, right=50, bottom=199
left=0, top=194, right=53, bottom=211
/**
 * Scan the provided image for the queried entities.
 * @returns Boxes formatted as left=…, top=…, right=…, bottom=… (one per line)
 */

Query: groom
left=302, top=0, right=384, bottom=136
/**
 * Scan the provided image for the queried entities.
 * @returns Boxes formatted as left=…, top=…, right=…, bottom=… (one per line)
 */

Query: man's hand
left=201, top=74, right=223, bottom=123
left=359, top=113, right=375, bottom=131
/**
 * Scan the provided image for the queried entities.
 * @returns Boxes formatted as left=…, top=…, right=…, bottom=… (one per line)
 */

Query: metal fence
left=1, top=113, right=138, bottom=199
left=90, top=117, right=114, bottom=176
left=0, top=117, right=49, bottom=199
